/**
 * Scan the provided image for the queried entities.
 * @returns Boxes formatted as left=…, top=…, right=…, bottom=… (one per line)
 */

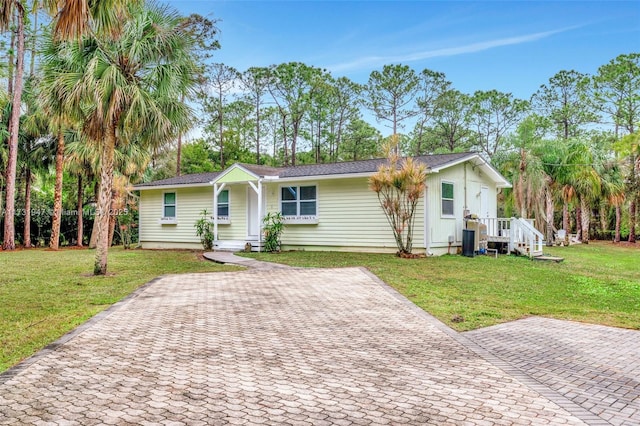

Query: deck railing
left=479, top=217, right=511, bottom=239
left=509, top=218, right=544, bottom=257
left=478, top=217, right=542, bottom=257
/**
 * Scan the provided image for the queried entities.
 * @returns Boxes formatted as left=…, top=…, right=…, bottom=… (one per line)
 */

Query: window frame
left=279, top=184, right=319, bottom=224
left=441, top=180, right=455, bottom=218
left=160, top=191, right=178, bottom=224
left=216, top=189, right=231, bottom=224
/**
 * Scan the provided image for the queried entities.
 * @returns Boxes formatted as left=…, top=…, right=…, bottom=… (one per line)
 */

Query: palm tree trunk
left=94, top=123, right=116, bottom=275
left=575, top=206, right=582, bottom=241
left=580, top=197, right=590, bottom=244
left=255, top=101, right=261, bottom=164
left=562, top=202, right=569, bottom=233
left=219, top=93, right=224, bottom=169
left=545, top=189, right=554, bottom=246
left=108, top=195, right=116, bottom=247
left=89, top=181, right=99, bottom=248
left=7, top=17, right=15, bottom=96
left=614, top=205, right=621, bottom=243
left=23, top=168, right=32, bottom=248
left=2, top=5, right=25, bottom=251
left=599, top=203, right=608, bottom=236
left=76, top=175, right=83, bottom=247
left=50, top=130, right=65, bottom=250
left=629, top=200, right=636, bottom=243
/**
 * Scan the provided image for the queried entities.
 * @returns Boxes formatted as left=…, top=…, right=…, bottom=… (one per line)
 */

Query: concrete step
left=214, top=240, right=262, bottom=252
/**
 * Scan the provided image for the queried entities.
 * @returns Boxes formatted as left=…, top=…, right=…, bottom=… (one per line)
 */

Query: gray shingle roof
left=135, top=171, right=221, bottom=188
left=136, top=152, right=476, bottom=188
left=278, top=152, right=474, bottom=178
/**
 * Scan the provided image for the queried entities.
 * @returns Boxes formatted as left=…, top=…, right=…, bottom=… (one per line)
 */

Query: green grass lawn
left=2, top=243, right=637, bottom=374
left=245, top=241, right=640, bottom=332
left=0, top=248, right=240, bottom=372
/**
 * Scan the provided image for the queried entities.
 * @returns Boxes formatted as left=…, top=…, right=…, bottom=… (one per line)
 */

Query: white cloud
left=328, top=26, right=579, bottom=73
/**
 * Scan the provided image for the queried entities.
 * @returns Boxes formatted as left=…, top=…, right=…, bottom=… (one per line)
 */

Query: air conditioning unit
left=466, top=220, right=488, bottom=253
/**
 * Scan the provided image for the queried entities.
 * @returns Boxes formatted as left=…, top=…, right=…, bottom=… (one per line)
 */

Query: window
left=217, top=190, right=229, bottom=217
left=163, top=192, right=176, bottom=218
left=281, top=185, right=317, bottom=217
left=441, top=182, right=454, bottom=216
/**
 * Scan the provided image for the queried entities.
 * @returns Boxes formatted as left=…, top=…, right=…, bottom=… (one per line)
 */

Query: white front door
left=247, top=188, right=259, bottom=239
left=480, top=186, right=490, bottom=218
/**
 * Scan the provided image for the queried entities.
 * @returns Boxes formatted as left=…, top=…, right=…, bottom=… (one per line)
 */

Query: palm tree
left=42, top=2, right=196, bottom=274
left=19, top=74, right=52, bottom=248
left=499, top=116, right=549, bottom=225
left=64, top=130, right=96, bottom=247
left=565, top=139, right=601, bottom=244
left=1, top=0, right=135, bottom=250
left=535, top=140, right=566, bottom=245
left=1, top=0, right=27, bottom=250
left=42, top=0, right=137, bottom=40
left=0, top=89, right=11, bottom=238
left=39, top=32, right=79, bottom=250
left=599, top=161, right=625, bottom=242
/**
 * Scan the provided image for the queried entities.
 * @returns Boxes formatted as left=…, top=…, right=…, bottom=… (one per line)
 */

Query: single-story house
left=134, top=152, right=514, bottom=255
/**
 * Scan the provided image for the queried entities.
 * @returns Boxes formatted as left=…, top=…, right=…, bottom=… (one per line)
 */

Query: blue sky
left=166, top=0, right=639, bottom=100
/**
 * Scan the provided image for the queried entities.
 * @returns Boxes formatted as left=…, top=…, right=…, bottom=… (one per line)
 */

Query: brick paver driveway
left=465, top=317, right=640, bottom=426
left=0, top=267, right=627, bottom=425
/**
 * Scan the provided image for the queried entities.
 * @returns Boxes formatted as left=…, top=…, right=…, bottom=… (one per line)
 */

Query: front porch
left=478, top=217, right=545, bottom=258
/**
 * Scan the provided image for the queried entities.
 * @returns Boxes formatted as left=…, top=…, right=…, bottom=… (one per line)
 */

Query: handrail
left=509, top=217, right=544, bottom=257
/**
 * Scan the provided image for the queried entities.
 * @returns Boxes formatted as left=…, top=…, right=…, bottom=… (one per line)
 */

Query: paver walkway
left=0, top=267, right=598, bottom=425
left=465, top=317, right=640, bottom=426
left=202, top=252, right=292, bottom=270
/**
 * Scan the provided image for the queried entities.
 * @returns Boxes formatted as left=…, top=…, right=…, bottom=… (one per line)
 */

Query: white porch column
left=213, top=183, right=218, bottom=242
left=213, top=182, right=227, bottom=242
left=247, top=180, right=263, bottom=249
left=257, top=180, right=263, bottom=248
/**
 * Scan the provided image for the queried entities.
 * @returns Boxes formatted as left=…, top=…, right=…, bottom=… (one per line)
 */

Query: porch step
left=533, top=255, right=564, bottom=263
left=513, top=246, right=544, bottom=258
left=214, top=240, right=262, bottom=252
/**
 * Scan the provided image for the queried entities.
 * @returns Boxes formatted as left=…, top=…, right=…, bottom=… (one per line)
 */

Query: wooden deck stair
left=513, top=242, right=543, bottom=258
left=480, top=217, right=556, bottom=260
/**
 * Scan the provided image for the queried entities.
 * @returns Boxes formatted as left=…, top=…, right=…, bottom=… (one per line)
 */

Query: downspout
left=424, top=185, right=432, bottom=256
left=463, top=163, right=468, bottom=215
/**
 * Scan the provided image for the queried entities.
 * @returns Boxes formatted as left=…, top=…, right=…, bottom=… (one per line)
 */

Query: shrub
left=194, top=209, right=214, bottom=250
left=263, top=212, right=284, bottom=253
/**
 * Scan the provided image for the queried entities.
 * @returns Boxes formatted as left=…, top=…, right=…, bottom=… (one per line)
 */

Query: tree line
left=160, top=54, right=639, bottom=245
left=0, top=0, right=638, bottom=276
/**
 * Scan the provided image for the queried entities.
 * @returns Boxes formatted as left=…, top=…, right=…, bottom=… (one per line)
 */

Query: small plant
left=194, top=209, right=214, bottom=250
left=263, top=212, right=284, bottom=252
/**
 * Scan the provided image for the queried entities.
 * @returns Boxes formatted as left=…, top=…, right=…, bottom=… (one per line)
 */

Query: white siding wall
left=426, top=162, right=498, bottom=250
left=264, top=177, right=426, bottom=252
left=139, top=187, right=213, bottom=249
left=218, top=184, right=249, bottom=241
left=138, top=161, right=500, bottom=254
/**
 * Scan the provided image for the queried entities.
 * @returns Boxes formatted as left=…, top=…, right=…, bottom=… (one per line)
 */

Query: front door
left=247, top=188, right=259, bottom=240
left=480, top=186, right=490, bottom=218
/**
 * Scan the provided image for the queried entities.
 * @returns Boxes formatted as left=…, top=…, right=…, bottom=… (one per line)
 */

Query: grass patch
left=244, top=241, right=640, bottom=332
left=0, top=247, right=239, bottom=372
